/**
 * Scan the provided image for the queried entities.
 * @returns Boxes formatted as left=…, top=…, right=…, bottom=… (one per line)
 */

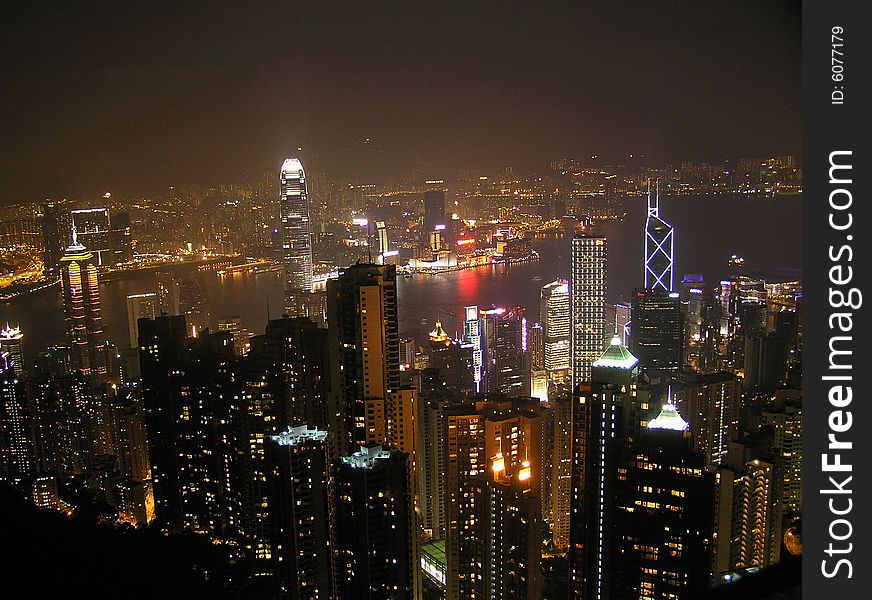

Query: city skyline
left=0, top=3, right=805, bottom=599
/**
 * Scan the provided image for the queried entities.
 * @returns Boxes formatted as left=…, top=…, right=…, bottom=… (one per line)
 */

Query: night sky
left=1, top=1, right=800, bottom=202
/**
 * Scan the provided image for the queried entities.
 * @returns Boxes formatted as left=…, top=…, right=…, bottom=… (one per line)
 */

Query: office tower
left=550, top=392, right=572, bottom=552
left=0, top=353, right=33, bottom=474
left=0, top=324, right=25, bottom=377
left=611, top=403, right=715, bottom=599
left=571, top=234, right=607, bottom=387
left=442, top=396, right=548, bottom=600
left=110, top=211, right=134, bottom=263
left=333, top=445, right=420, bottom=600
left=266, top=427, right=334, bottom=600
left=138, top=315, right=234, bottom=533
left=126, top=293, right=158, bottom=348
left=743, top=333, right=789, bottom=391
left=249, top=316, right=330, bottom=431
left=217, top=315, right=246, bottom=355
left=423, top=182, right=447, bottom=239
left=474, top=454, right=542, bottom=600
left=464, top=305, right=485, bottom=393
left=629, top=288, right=683, bottom=377
left=714, top=430, right=783, bottom=577
left=326, top=263, right=400, bottom=455
left=60, top=233, right=108, bottom=380
left=541, top=279, right=571, bottom=382
left=644, top=182, right=674, bottom=292
left=569, top=337, right=643, bottom=599
left=71, top=208, right=112, bottom=267
left=671, top=372, right=743, bottom=467
left=41, top=202, right=71, bottom=274
left=280, top=158, right=314, bottom=312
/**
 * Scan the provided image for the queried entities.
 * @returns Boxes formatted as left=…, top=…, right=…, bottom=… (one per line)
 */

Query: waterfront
left=1, top=194, right=801, bottom=364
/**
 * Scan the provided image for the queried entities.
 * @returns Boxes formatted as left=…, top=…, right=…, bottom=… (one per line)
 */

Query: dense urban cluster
left=0, top=156, right=801, bottom=599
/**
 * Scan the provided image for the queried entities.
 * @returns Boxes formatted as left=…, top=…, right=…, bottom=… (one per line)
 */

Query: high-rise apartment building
left=266, top=426, right=334, bottom=600
left=326, top=263, right=400, bottom=455
left=333, top=445, right=420, bottom=600
left=571, top=235, right=607, bottom=388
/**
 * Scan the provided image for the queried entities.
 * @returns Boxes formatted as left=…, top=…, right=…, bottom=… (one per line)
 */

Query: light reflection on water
left=0, top=195, right=800, bottom=364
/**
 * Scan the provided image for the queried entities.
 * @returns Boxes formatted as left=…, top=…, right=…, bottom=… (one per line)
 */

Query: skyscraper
left=541, top=279, right=571, bottom=382
left=138, top=315, right=234, bottom=533
left=571, top=234, right=607, bottom=388
left=629, top=288, right=683, bottom=377
left=280, top=158, right=314, bottom=311
left=610, top=403, right=715, bottom=599
left=265, top=426, right=334, bottom=600
left=60, top=233, right=107, bottom=380
left=644, top=182, right=674, bottom=292
left=333, top=445, right=420, bottom=600
left=442, top=396, right=548, bottom=600
left=326, top=263, right=400, bottom=455
left=569, top=337, right=643, bottom=599
left=423, top=182, right=447, bottom=240
left=474, top=453, right=542, bottom=600
left=0, top=352, right=33, bottom=474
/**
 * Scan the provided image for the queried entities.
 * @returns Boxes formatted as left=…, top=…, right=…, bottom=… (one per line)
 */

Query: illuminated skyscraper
left=280, top=158, right=314, bottom=310
left=0, top=324, right=25, bottom=377
left=644, top=181, right=674, bottom=292
left=60, top=233, right=107, bottom=380
left=541, top=279, right=571, bottom=382
left=571, top=234, right=607, bottom=388
left=327, top=263, right=414, bottom=460
left=0, top=352, right=33, bottom=474
left=442, top=396, right=547, bottom=600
